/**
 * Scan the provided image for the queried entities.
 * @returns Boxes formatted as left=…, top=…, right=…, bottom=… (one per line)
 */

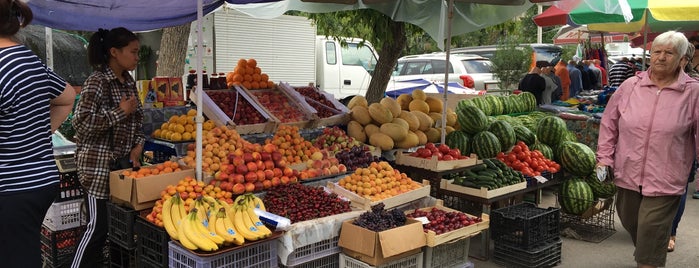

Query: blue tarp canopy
left=27, top=0, right=279, bottom=31
left=385, top=79, right=480, bottom=99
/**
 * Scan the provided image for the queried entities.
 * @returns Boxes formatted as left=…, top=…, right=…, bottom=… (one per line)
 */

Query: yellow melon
left=412, top=89, right=427, bottom=101
left=391, top=118, right=410, bottom=131
left=398, top=111, right=420, bottom=131
left=368, top=103, right=393, bottom=125
left=408, top=99, right=430, bottom=114
left=369, top=132, right=394, bottom=151
left=429, top=112, right=444, bottom=128
left=445, top=126, right=456, bottom=134
left=424, top=96, right=443, bottom=113
left=446, top=112, right=457, bottom=127
left=380, top=123, right=408, bottom=142
left=414, top=130, right=427, bottom=145
left=425, top=128, right=442, bottom=143
left=396, top=94, right=413, bottom=110
left=411, top=111, right=434, bottom=131
left=347, top=95, right=368, bottom=109
left=395, top=131, right=419, bottom=149
left=379, top=97, right=402, bottom=118
left=347, top=120, right=366, bottom=143
left=351, top=106, right=372, bottom=125
left=364, top=124, right=381, bottom=138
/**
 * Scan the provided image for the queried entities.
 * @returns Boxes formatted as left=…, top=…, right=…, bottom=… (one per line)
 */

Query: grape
left=353, top=203, right=407, bottom=232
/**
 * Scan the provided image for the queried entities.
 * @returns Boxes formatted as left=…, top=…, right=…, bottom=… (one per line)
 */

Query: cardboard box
left=338, top=218, right=426, bottom=266
left=153, top=77, right=170, bottom=103
left=404, top=200, right=490, bottom=247
left=110, top=168, right=194, bottom=210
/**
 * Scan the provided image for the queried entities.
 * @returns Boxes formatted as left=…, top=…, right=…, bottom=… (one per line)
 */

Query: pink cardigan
left=597, top=69, right=699, bottom=196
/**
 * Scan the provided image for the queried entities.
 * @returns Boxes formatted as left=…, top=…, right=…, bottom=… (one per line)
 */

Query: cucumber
left=470, top=163, right=488, bottom=172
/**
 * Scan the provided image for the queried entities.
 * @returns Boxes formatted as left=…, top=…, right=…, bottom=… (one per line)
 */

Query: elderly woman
left=597, top=31, right=699, bottom=268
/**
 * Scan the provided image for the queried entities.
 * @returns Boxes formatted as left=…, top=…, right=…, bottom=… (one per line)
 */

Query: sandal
left=668, top=236, right=676, bottom=252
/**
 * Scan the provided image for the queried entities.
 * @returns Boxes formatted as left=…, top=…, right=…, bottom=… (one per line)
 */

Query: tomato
left=497, top=152, right=505, bottom=158
left=506, top=154, right=517, bottom=163
left=512, top=145, right=522, bottom=153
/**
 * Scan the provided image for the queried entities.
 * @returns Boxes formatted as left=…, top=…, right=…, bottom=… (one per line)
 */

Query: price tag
left=535, top=175, right=548, bottom=183
left=414, top=217, right=430, bottom=225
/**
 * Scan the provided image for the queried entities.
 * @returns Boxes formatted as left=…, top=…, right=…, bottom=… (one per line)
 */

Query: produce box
left=242, top=85, right=318, bottom=129
left=423, top=236, right=470, bottom=268
left=279, top=82, right=350, bottom=128
left=493, top=239, right=562, bottom=268
left=168, top=234, right=280, bottom=268
left=327, top=180, right=431, bottom=210
left=490, top=202, right=560, bottom=250
left=109, top=168, right=194, bottom=210
left=405, top=201, right=489, bottom=247
left=394, top=152, right=479, bottom=172
left=440, top=179, right=526, bottom=199
left=190, top=89, right=278, bottom=134
left=135, top=216, right=170, bottom=268
left=41, top=225, right=85, bottom=268
left=43, top=198, right=84, bottom=231
left=338, top=218, right=426, bottom=266
left=106, top=202, right=139, bottom=250
left=339, top=252, right=424, bottom=268
left=55, top=171, right=83, bottom=202
left=280, top=253, right=339, bottom=268
left=109, top=242, right=136, bottom=268
left=187, top=88, right=234, bottom=127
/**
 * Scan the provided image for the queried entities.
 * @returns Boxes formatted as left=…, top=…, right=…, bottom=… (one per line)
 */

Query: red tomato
left=507, top=154, right=517, bottom=163
left=512, top=145, right=522, bottom=153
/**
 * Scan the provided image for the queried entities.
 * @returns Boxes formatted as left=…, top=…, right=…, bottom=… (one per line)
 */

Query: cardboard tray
left=238, top=85, right=319, bottom=129
left=404, top=200, right=490, bottom=247
left=187, top=88, right=234, bottom=127
left=395, top=152, right=479, bottom=172
left=188, top=88, right=278, bottom=134
left=278, top=82, right=350, bottom=127
left=440, top=179, right=527, bottom=199
left=327, top=179, right=431, bottom=210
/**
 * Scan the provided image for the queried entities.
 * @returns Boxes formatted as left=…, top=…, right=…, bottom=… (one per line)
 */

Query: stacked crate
left=106, top=202, right=140, bottom=268
left=490, top=202, right=562, bottom=268
left=41, top=172, right=86, bottom=267
left=134, top=216, right=170, bottom=268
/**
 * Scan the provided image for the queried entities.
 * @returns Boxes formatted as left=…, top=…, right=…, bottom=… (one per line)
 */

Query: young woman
left=0, top=0, right=76, bottom=266
left=71, top=27, right=145, bottom=267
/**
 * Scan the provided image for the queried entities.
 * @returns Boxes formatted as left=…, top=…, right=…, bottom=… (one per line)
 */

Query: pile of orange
left=225, top=58, right=275, bottom=89
left=152, top=109, right=215, bottom=142
left=265, top=125, right=320, bottom=164
left=338, top=161, right=422, bottom=201
left=121, top=160, right=183, bottom=178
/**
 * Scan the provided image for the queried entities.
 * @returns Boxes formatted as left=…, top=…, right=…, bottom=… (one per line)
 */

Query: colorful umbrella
left=569, top=0, right=699, bottom=33
left=553, top=25, right=629, bottom=45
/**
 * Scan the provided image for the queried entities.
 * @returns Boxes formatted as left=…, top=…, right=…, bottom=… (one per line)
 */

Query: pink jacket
left=597, top=69, right=699, bottom=196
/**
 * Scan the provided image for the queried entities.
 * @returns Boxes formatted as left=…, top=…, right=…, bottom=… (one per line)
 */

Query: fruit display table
left=564, top=117, right=601, bottom=151
left=142, top=106, right=191, bottom=138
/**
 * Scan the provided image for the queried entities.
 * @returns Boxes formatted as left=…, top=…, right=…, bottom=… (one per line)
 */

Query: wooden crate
left=327, top=180, right=431, bottom=210
left=240, top=85, right=319, bottom=129
left=187, top=88, right=234, bottom=127
left=440, top=179, right=526, bottom=199
left=395, top=152, right=479, bottom=172
left=278, top=82, right=350, bottom=128
left=188, top=89, right=278, bottom=134
left=404, top=200, right=489, bottom=247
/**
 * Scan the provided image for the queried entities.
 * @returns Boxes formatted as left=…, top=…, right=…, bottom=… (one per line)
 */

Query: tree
left=491, top=37, right=532, bottom=91
left=156, top=24, right=190, bottom=77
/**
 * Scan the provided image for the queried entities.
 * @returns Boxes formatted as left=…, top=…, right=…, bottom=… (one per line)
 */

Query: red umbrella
left=533, top=0, right=583, bottom=27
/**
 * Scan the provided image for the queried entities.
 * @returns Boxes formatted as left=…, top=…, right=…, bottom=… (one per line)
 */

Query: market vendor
left=71, top=27, right=145, bottom=268
left=597, top=31, right=699, bottom=268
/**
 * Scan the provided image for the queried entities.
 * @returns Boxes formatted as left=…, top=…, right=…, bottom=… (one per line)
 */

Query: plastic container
left=280, top=253, right=340, bottom=268
left=43, top=198, right=84, bottom=231
left=490, top=202, right=560, bottom=249
left=107, top=202, right=138, bottom=249
left=493, top=239, right=562, bottom=268
left=283, top=236, right=340, bottom=267
left=55, top=171, right=84, bottom=202
left=168, top=238, right=278, bottom=268
left=255, top=208, right=291, bottom=231
left=109, top=243, right=136, bottom=268
left=339, top=252, right=423, bottom=268
left=423, top=237, right=470, bottom=268
left=41, top=225, right=85, bottom=268
left=135, top=216, right=169, bottom=268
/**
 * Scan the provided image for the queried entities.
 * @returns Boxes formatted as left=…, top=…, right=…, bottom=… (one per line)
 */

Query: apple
left=231, top=174, right=245, bottom=184
left=244, top=171, right=258, bottom=183
left=254, top=181, right=263, bottom=192
left=232, top=183, right=245, bottom=194
left=271, top=151, right=283, bottom=162
left=235, top=164, right=248, bottom=174
left=438, top=144, right=451, bottom=154
left=244, top=182, right=255, bottom=193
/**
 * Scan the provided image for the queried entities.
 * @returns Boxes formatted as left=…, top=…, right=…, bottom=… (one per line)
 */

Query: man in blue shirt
left=567, top=60, right=583, bottom=97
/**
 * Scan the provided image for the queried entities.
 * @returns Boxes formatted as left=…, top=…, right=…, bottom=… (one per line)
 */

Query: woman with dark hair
left=0, top=0, right=76, bottom=267
left=71, top=27, right=144, bottom=267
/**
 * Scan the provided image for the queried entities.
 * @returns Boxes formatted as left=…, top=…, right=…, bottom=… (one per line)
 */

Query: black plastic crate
left=559, top=196, right=616, bottom=243
left=135, top=216, right=169, bottom=268
left=491, top=202, right=560, bottom=249
left=41, top=224, right=85, bottom=268
left=56, top=172, right=84, bottom=202
left=110, top=243, right=136, bottom=268
left=493, top=239, right=562, bottom=268
left=280, top=253, right=339, bottom=268
left=107, top=202, right=138, bottom=249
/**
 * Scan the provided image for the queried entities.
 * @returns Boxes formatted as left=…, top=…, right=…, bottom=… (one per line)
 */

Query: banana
left=192, top=210, right=225, bottom=246
left=170, top=194, right=184, bottom=227
left=193, top=197, right=209, bottom=221
left=232, top=205, right=261, bottom=241
left=222, top=210, right=245, bottom=245
left=248, top=194, right=266, bottom=211
left=161, top=196, right=179, bottom=240
left=245, top=205, right=272, bottom=237
left=240, top=206, right=267, bottom=240
left=213, top=208, right=239, bottom=245
left=176, top=220, right=198, bottom=251
left=182, top=210, right=218, bottom=251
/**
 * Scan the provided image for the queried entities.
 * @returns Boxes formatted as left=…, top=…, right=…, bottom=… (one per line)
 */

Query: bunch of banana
left=178, top=208, right=225, bottom=251
left=162, top=193, right=186, bottom=240
left=234, top=193, right=266, bottom=211
left=229, top=195, right=272, bottom=241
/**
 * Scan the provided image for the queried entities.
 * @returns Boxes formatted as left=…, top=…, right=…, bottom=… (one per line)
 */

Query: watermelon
left=560, top=177, right=596, bottom=215
left=513, top=125, right=537, bottom=146
left=456, top=105, right=489, bottom=135
left=536, top=116, right=567, bottom=146
left=531, top=142, right=553, bottom=160
left=559, top=141, right=597, bottom=176
left=499, top=96, right=512, bottom=115
left=484, top=95, right=504, bottom=116
left=518, top=92, right=537, bottom=112
left=488, top=120, right=516, bottom=152
left=471, top=97, right=491, bottom=116
left=584, top=174, right=617, bottom=199
left=559, top=131, right=578, bottom=143
left=472, top=131, right=501, bottom=159
left=445, top=131, right=472, bottom=155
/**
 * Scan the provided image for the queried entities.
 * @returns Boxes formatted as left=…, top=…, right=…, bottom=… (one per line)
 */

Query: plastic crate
left=492, top=239, right=562, bottom=268
left=168, top=238, right=278, bottom=268
left=339, top=252, right=423, bottom=268
left=559, top=196, right=616, bottom=243
left=41, top=225, right=85, bottom=268
left=424, top=237, right=470, bottom=268
left=144, top=140, right=178, bottom=164
left=280, top=253, right=339, bottom=268
left=107, top=202, right=139, bottom=249
left=56, top=172, right=84, bottom=202
left=43, top=198, right=84, bottom=231
left=490, top=202, right=560, bottom=249
left=135, top=216, right=169, bottom=268
left=283, top=236, right=341, bottom=266
left=110, top=243, right=136, bottom=268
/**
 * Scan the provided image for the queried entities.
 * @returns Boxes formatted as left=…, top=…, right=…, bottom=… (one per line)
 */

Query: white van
left=316, top=37, right=379, bottom=100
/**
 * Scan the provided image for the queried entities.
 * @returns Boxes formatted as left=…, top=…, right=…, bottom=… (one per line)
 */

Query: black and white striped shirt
left=0, top=45, right=66, bottom=194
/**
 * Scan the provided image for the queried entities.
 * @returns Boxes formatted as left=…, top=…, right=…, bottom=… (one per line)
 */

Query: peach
left=311, top=151, right=324, bottom=161
left=262, top=180, right=272, bottom=189
left=235, top=164, right=248, bottom=174
left=280, top=176, right=290, bottom=184
left=244, top=182, right=255, bottom=193
left=256, top=170, right=266, bottom=182
left=246, top=162, right=258, bottom=172
left=244, top=171, right=258, bottom=183
left=264, top=169, right=275, bottom=180
left=264, top=160, right=275, bottom=170
left=232, top=183, right=245, bottom=194
left=231, top=174, right=245, bottom=184
left=271, top=177, right=281, bottom=187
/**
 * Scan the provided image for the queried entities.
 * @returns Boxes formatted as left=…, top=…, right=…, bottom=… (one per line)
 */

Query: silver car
left=390, top=53, right=499, bottom=91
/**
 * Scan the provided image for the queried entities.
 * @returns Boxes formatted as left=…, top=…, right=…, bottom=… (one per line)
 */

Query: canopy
left=553, top=25, right=629, bottom=45
left=384, top=79, right=480, bottom=98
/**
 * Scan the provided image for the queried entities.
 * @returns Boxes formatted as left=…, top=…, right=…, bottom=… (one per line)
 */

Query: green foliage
left=491, top=37, right=532, bottom=91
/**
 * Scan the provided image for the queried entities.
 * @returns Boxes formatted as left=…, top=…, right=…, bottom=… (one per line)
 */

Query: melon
left=364, top=124, right=380, bottom=138
left=425, top=128, right=442, bottom=143
left=395, top=131, right=419, bottom=149
left=398, top=111, right=420, bottom=131
left=446, top=112, right=457, bottom=127
left=369, top=132, right=394, bottom=151
left=414, top=130, right=428, bottom=145
left=347, top=121, right=366, bottom=143
left=408, top=99, right=430, bottom=114
left=380, top=123, right=408, bottom=142
left=391, top=118, right=410, bottom=131
left=351, top=106, right=372, bottom=125
left=368, top=103, right=393, bottom=124
left=425, top=96, right=443, bottom=113
left=412, top=89, right=427, bottom=101
left=396, top=94, right=413, bottom=110
left=429, top=112, right=444, bottom=127
left=411, top=111, right=434, bottom=131
left=380, top=97, right=402, bottom=118
left=347, top=95, right=368, bottom=109
left=445, top=126, right=455, bottom=134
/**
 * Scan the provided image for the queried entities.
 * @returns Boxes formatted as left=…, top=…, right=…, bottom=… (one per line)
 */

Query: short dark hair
left=535, top=61, right=550, bottom=68
left=87, top=27, right=139, bottom=70
left=0, top=0, right=33, bottom=37
left=688, top=35, right=699, bottom=44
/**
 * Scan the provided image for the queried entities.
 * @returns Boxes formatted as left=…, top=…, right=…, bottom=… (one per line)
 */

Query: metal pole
left=195, top=0, right=204, bottom=181
left=537, top=4, right=543, bottom=44
left=45, top=27, right=53, bottom=69
left=441, top=0, right=454, bottom=145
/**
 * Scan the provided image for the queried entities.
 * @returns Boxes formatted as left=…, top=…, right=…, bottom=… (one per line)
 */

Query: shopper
left=71, top=27, right=145, bottom=268
left=0, top=1, right=76, bottom=267
left=593, top=59, right=609, bottom=87
left=608, top=57, right=636, bottom=87
left=555, top=59, right=570, bottom=101
left=597, top=31, right=699, bottom=268
left=567, top=60, right=583, bottom=97
left=588, top=60, right=602, bottom=90
left=540, top=64, right=558, bottom=105
left=518, top=61, right=546, bottom=105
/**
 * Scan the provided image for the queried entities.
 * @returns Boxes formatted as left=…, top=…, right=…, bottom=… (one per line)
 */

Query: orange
left=187, top=109, right=197, bottom=116
left=160, top=122, right=169, bottom=130
left=168, top=115, right=179, bottom=123
left=247, top=58, right=257, bottom=67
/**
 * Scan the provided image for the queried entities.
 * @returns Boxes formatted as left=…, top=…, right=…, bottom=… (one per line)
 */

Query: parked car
left=390, top=53, right=499, bottom=91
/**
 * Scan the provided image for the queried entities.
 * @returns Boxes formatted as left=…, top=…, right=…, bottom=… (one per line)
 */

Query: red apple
left=232, top=183, right=245, bottom=194
left=244, top=171, right=258, bottom=183
left=246, top=162, right=258, bottom=173
left=235, top=164, right=248, bottom=174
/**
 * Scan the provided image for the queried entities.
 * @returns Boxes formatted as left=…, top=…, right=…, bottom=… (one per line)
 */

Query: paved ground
left=468, top=182, right=699, bottom=268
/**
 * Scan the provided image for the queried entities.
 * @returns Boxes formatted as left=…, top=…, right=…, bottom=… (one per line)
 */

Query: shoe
left=693, top=191, right=699, bottom=199
left=668, top=236, right=676, bottom=252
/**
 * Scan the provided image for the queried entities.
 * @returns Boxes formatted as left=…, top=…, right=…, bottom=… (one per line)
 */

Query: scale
left=55, top=154, right=77, bottom=173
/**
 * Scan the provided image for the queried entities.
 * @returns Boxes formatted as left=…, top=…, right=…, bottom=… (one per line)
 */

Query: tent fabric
left=385, top=79, right=478, bottom=98
left=26, top=0, right=280, bottom=32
